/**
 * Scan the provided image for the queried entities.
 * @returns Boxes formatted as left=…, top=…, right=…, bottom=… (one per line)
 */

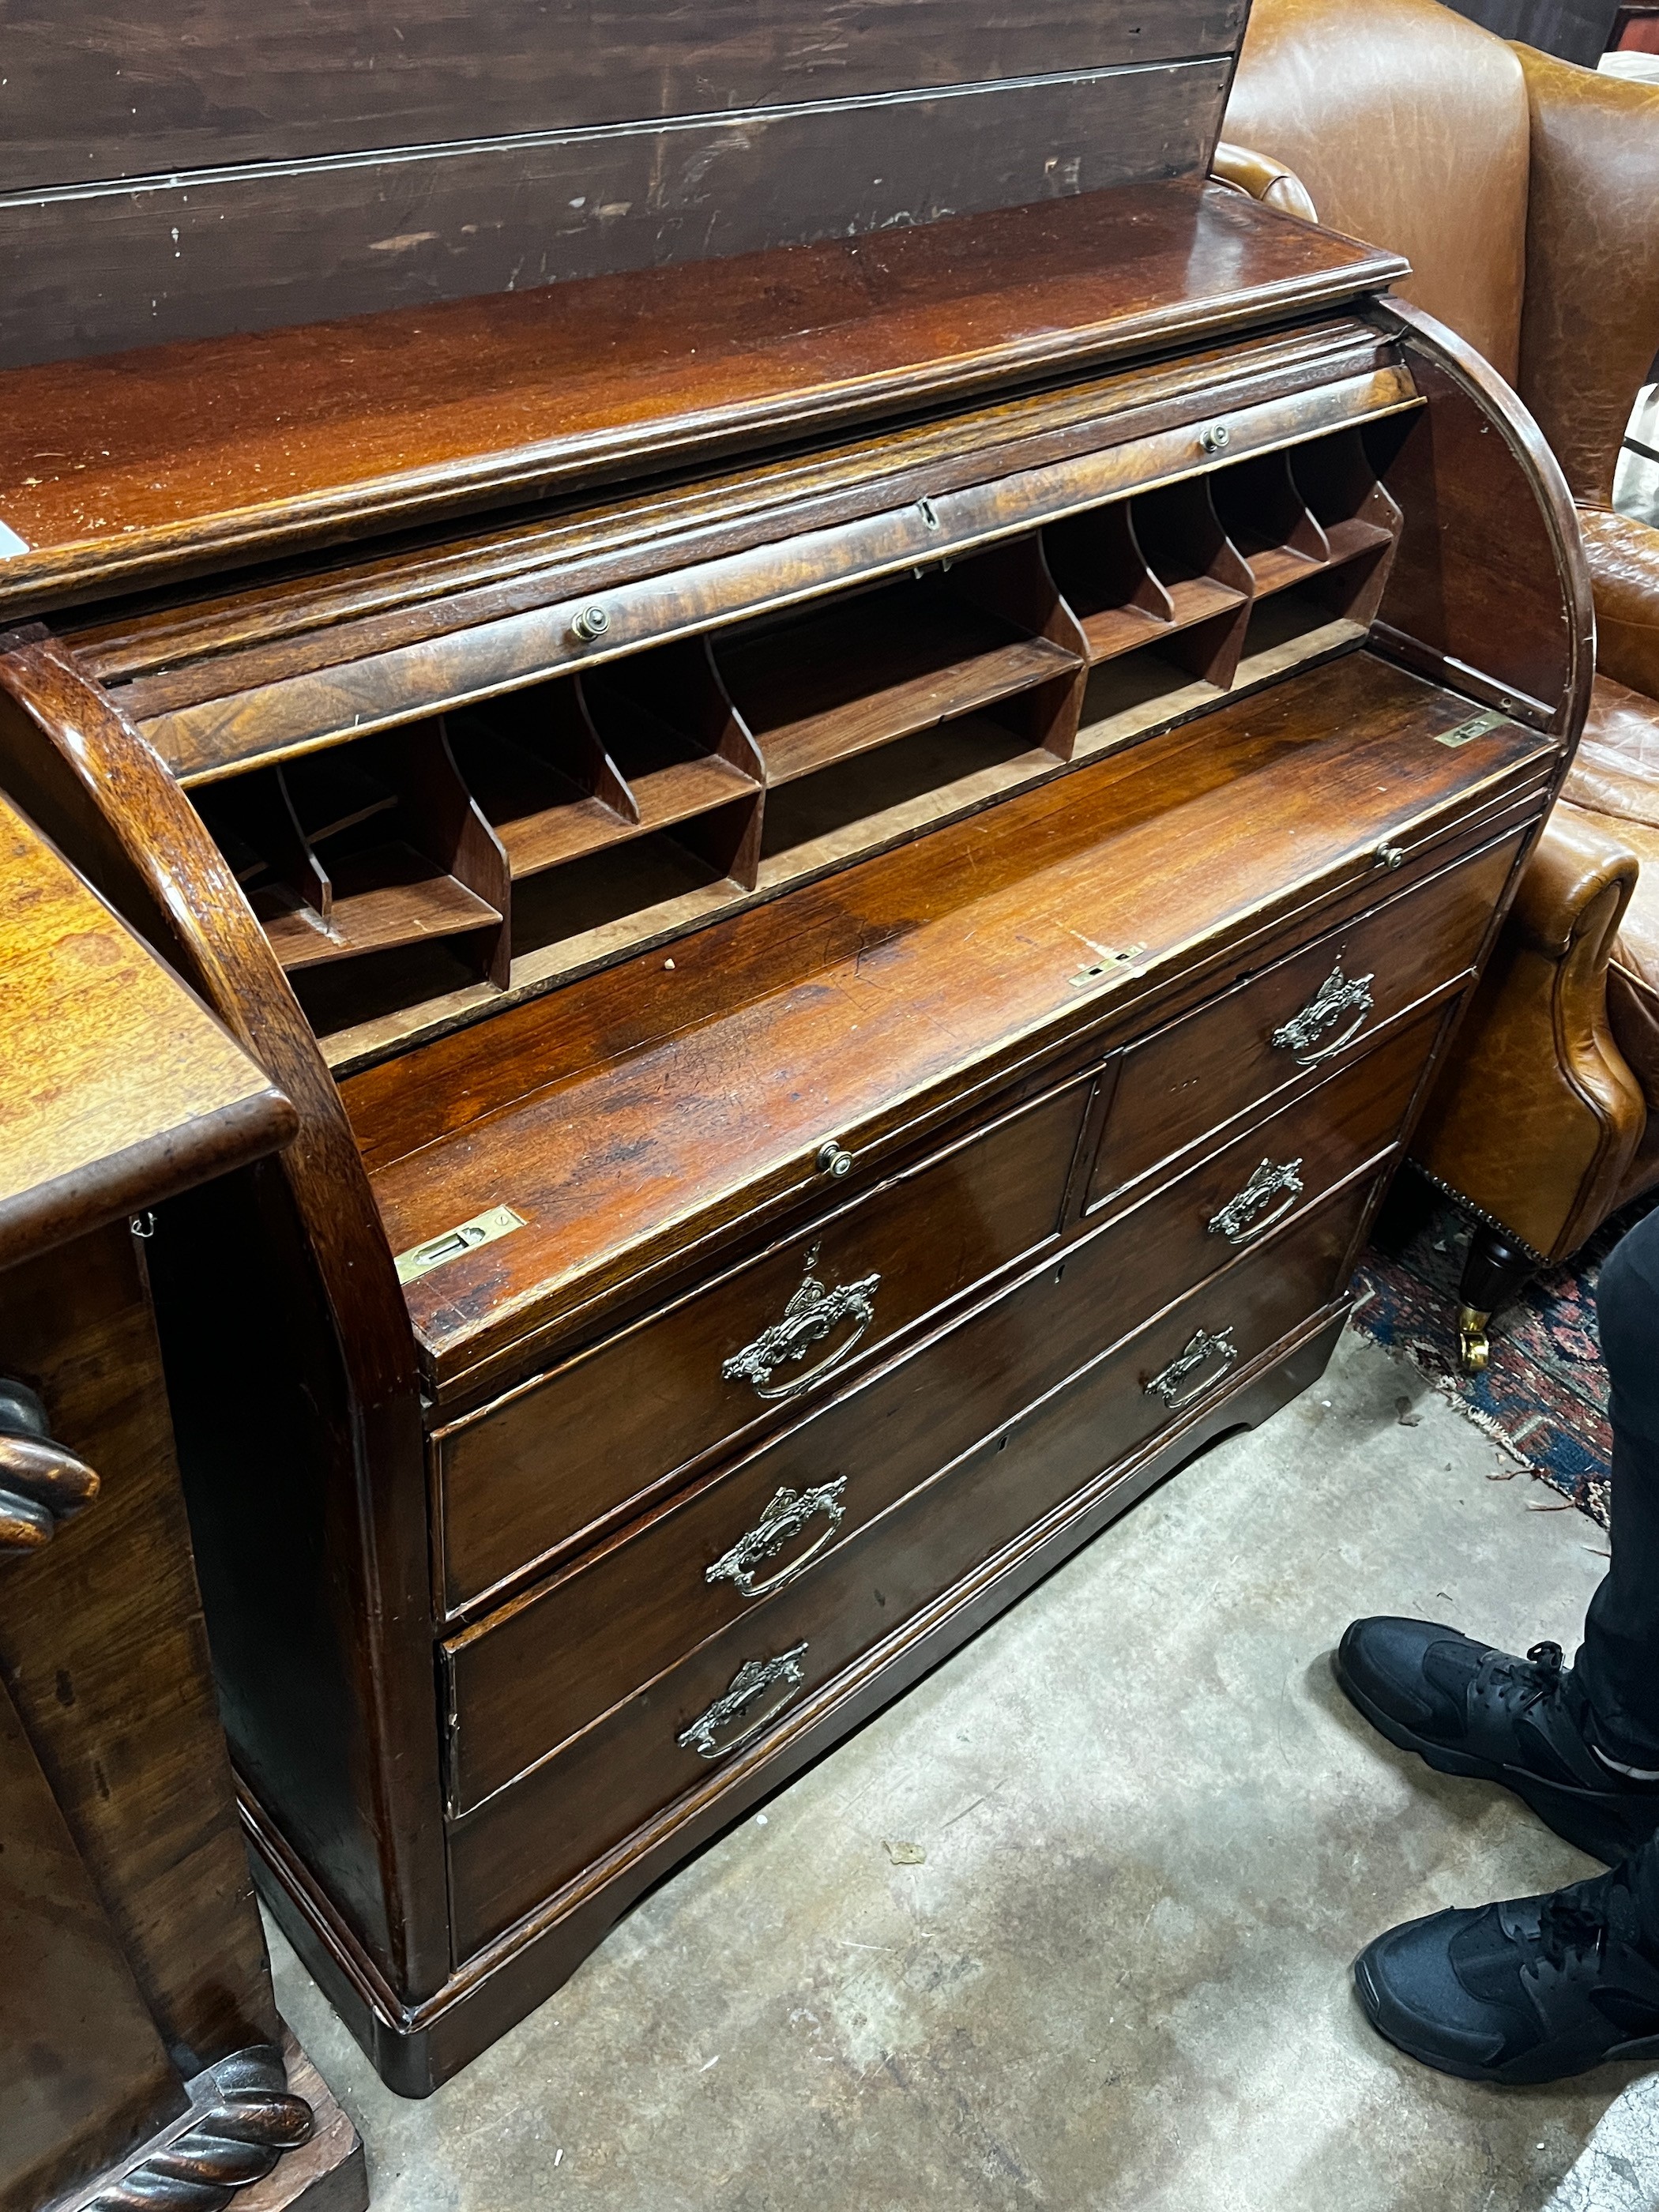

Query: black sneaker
left=1355, top=1864, right=1659, bottom=2083
left=1334, top=1619, right=1659, bottom=1864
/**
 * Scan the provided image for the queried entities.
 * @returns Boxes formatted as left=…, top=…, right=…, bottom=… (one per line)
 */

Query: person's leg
left=1332, top=1203, right=1659, bottom=1864
left=1349, top=1206, right=1659, bottom=2086
left=1571, top=1203, right=1659, bottom=1770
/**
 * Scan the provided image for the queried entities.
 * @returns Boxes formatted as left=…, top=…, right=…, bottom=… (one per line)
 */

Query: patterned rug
left=1347, top=1185, right=1659, bottom=1530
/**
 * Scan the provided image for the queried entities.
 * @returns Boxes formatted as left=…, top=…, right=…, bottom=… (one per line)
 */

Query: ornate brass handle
left=1270, top=961, right=1375, bottom=1068
left=0, top=1379, right=99, bottom=1556
left=706, top=1479, right=848, bottom=1599
left=1144, top=1326, right=1240, bottom=1413
left=1206, top=1157, right=1304, bottom=1246
left=721, top=1263, right=880, bottom=1400
left=678, top=1643, right=810, bottom=1760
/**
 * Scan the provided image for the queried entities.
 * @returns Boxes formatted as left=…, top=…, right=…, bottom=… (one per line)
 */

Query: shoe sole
left=1354, top=1952, right=1659, bottom=2084
left=1332, top=1648, right=1659, bottom=1866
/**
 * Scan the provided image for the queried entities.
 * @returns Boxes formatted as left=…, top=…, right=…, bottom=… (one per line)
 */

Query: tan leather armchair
left=1221, top=0, right=1659, bottom=1365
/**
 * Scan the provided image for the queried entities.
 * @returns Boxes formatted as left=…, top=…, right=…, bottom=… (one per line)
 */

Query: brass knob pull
left=1145, top=1326, right=1240, bottom=1413
left=570, top=604, right=611, bottom=643
left=721, top=1263, right=880, bottom=1400
left=706, top=1479, right=848, bottom=1599
left=1206, top=1157, right=1304, bottom=1247
left=1373, top=844, right=1405, bottom=872
left=678, top=1643, right=809, bottom=1760
left=0, top=1380, right=99, bottom=1556
left=1200, top=422, right=1231, bottom=455
left=818, top=1139, right=853, bottom=1178
left=1270, top=961, right=1376, bottom=1068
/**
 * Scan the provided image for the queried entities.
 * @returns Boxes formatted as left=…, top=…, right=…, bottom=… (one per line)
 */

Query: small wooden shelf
left=758, top=713, right=1053, bottom=869
left=719, top=582, right=1079, bottom=783
left=447, top=720, right=636, bottom=877
left=1073, top=574, right=1247, bottom=661
left=585, top=704, right=758, bottom=833
left=1322, top=516, right=1395, bottom=566
left=1242, top=541, right=1325, bottom=595
left=265, top=845, right=503, bottom=972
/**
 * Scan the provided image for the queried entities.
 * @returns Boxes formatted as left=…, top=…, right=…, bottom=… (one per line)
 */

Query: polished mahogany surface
left=0, top=185, right=1403, bottom=615
left=0, top=802, right=342, bottom=2209
left=0, top=791, right=295, bottom=1267
left=0, top=165, right=1589, bottom=2097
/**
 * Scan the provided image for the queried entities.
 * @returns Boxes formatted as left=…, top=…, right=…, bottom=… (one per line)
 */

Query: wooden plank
left=0, top=0, right=1244, bottom=186
left=1076, top=573, right=1245, bottom=661
left=0, top=193, right=1405, bottom=621
left=721, top=590, right=1079, bottom=781
left=0, top=790, right=295, bottom=1268
left=344, top=654, right=1552, bottom=1382
left=265, top=848, right=502, bottom=972
left=0, top=1224, right=283, bottom=2079
left=0, top=1674, right=186, bottom=2212
left=0, top=66, right=1222, bottom=372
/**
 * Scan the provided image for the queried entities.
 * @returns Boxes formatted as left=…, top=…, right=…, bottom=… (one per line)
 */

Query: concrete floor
left=271, top=1329, right=1659, bottom=2211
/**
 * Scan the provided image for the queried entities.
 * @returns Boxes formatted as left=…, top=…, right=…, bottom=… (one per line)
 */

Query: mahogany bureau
left=0, top=181, right=1591, bottom=2090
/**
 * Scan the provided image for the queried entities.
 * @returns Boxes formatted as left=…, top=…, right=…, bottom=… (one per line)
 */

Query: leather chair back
left=1224, top=0, right=1532, bottom=381
left=1226, top=0, right=1659, bottom=511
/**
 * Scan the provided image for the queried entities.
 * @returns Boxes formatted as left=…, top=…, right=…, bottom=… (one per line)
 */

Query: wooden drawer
left=1087, top=826, right=1525, bottom=1209
left=446, top=1170, right=1375, bottom=1957
left=435, top=1077, right=1087, bottom=1610
left=442, top=1003, right=1435, bottom=1813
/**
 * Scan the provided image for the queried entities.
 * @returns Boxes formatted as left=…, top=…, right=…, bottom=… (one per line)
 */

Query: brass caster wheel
left=1458, top=1305, right=1492, bottom=1375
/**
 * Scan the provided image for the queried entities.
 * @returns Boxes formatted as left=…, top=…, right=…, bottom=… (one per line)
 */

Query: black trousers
left=1565, top=1203, right=1659, bottom=1928
left=1578, top=1203, right=1659, bottom=1772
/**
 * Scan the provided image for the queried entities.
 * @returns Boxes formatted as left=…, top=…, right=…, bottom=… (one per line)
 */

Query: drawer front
left=445, top=1006, right=1435, bottom=1812
left=437, top=1078, right=1087, bottom=1610
left=1088, top=826, right=1525, bottom=1209
left=447, top=1172, right=1374, bottom=1958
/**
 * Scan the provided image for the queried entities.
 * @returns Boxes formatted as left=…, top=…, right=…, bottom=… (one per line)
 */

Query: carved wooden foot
left=75, top=2027, right=366, bottom=2212
left=0, top=1376, right=98, bottom=1554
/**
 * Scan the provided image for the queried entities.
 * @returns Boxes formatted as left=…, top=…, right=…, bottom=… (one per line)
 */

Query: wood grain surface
left=0, top=1224, right=282, bottom=2074
left=352, top=654, right=1552, bottom=1386
left=0, top=186, right=1405, bottom=614
left=0, top=0, right=1251, bottom=366
left=0, top=1669, right=186, bottom=2212
left=0, top=789, right=295, bottom=1267
left=2, top=0, right=1243, bottom=184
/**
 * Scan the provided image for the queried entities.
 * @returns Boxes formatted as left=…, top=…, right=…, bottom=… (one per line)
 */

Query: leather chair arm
left=1209, top=141, right=1319, bottom=223
left=1580, top=506, right=1659, bottom=705
left=1513, top=47, right=1659, bottom=509
left=1412, top=807, right=1646, bottom=1262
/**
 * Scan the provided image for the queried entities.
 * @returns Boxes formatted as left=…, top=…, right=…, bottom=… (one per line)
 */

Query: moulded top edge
left=0, top=183, right=1405, bottom=623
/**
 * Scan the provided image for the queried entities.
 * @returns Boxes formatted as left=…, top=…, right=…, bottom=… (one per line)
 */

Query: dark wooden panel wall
left=0, top=0, right=1244, bottom=368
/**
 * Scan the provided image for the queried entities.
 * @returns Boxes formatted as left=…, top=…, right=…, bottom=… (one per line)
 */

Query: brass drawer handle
left=707, top=1479, right=848, bottom=1599
left=722, top=1264, right=881, bottom=1400
left=1270, top=960, right=1375, bottom=1068
left=1207, top=1157, right=1304, bottom=1245
left=678, top=1643, right=809, bottom=1761
left=1145, top=1326, right=1240, bottom=1413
